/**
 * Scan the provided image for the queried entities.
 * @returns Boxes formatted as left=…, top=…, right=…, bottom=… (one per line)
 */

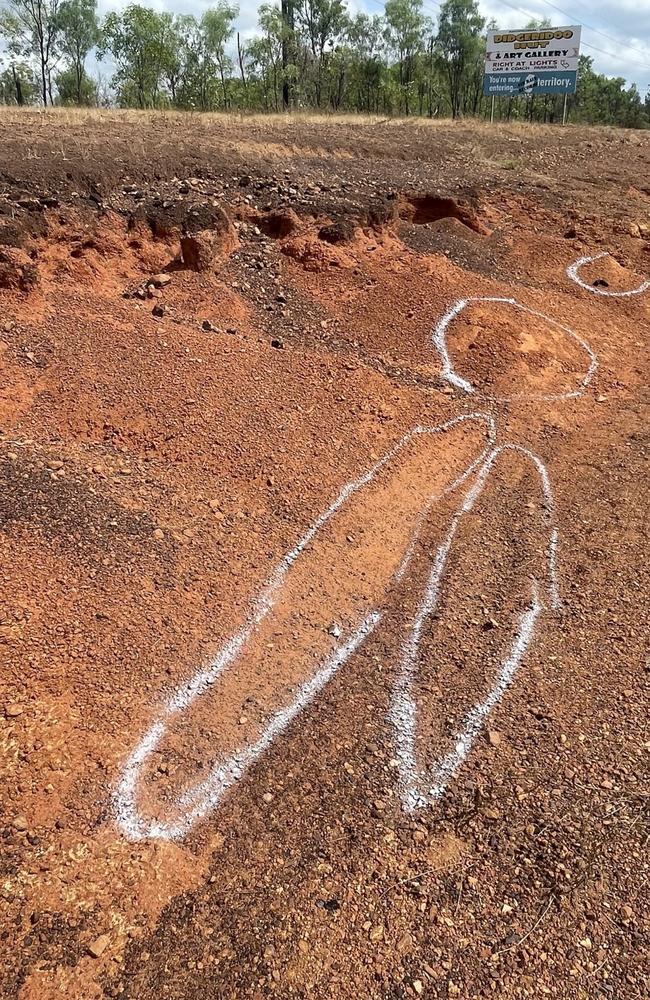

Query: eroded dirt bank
left=0, top=112, right=648, bottom=1000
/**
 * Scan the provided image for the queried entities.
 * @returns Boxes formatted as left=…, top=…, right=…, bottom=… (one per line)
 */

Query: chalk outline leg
left=390, top=444, right=560, bottom=812
left=114, top=413, right=496, bottom=841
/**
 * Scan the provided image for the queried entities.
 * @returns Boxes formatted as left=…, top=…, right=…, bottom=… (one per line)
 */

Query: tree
left=0, top=58, right=38, bottom=104
left=202, top=3, right=238, bottom=109
left=347, top=12, right=385, bottom=113
left=295, top=0, right=347, bottom=107
left=56, top=0, right=99, bottom=105
left=436, top=0, right=484, bottom=119
left=0, top=0, right=61, bottom=105
left=253, top=3, right=285, bottom=111
left=55, top=63, right=96, bottom=103
left=99, top=5, right=175, bottom=108
left=384, top=0, right=424, bottom=115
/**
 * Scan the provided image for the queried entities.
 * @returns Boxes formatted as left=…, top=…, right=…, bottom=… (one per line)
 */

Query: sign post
left=483, top=25, right=581, bottom=111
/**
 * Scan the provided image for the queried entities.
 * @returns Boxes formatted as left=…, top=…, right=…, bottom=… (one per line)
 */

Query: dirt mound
left=318, top=218, right=357, bottom=245
left=438, top=297, right=595, bottom=398
left=0, top=246, right=38, bottom=291
left=281, top=233, right=356, bottom=271
left=365, top=195, right=399, bottom=230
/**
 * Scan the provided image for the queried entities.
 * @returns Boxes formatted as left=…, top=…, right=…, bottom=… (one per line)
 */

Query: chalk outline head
left=432, top=295, right=598, bottom=402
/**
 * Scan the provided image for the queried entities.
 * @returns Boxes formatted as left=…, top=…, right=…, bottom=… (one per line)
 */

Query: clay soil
left=0, top=109, right=648, bottom=1000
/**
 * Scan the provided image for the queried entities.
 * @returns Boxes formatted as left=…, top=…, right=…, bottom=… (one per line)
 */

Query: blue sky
left=2, top=0, right=649, bottom=97
left=95, top=0, right=650, bottom=93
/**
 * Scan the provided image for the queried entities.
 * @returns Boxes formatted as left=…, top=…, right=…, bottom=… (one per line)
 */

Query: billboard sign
left=483, top=26, right=581, bottom=97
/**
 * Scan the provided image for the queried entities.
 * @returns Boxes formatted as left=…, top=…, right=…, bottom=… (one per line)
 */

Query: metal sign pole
left=490, top=95, right=495, bottom=123
left=562, top=92, right=568, bottom=125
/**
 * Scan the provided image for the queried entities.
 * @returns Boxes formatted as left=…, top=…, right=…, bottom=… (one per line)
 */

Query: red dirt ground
left=0, top=111, right=648, bottom=1000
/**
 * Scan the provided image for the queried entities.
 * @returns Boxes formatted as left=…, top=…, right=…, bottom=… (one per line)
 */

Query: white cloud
left=4, top=0, right=650, bottom=99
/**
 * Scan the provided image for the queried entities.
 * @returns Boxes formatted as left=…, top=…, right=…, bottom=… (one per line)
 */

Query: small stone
left=369, top=924, right=384, bottom=942
left=298, top=939, right=309, bottom=954
left=88, top=933, right=110, bottom=958
left=150, top=273, right=171, bottom=287
left=579, top=937, right=592, bottom=950
left=152, top=304, right=166, bottom=318
left=396, top=933, right=413, bottom=953
left=328, top=623, right=342, bottom=638
left=501, top=903, right=513, bottom=914
left=271, top=338, right=283, bottom=349
left=488, top=730, right=502, bottom=747
left=5, top=704, right=23, bottom=718
left=12, top=815, right=28, bottom=831
left=262, top=792, right=274, bottom=804
left=152, top=528, right=164, bottom=540
left=238, top=715, right=248, bottom=725
left=621, top=904, right=634, bottom=921
left=413, top=982, right=423, bottom=996
left=596, top=394, right=608, bottom=403
left=208, top=500, right=221, bottom=511
left=202, top=319, right=216, bottom=332
left=47, top=460, right=64, bottom=470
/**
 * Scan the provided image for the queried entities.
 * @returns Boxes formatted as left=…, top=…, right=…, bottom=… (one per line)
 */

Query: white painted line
left=116, top=612, right=381, bottom=841
left=432, top=296, right=598, bottom=402
left=390, top=444, right=559, bottom=812
left=114, top=413, right=495, bottom=841
left=567, top=253, right=650, bottom=297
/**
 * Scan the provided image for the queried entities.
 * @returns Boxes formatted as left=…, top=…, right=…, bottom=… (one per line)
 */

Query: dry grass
left=0, top=104, right=622, bottom=139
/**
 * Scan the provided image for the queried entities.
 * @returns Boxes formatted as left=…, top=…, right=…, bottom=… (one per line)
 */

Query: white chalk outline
left=114, top=412, right=496, bottom=841
left=432, top=296, right=598, bottom=402
left=390, top=444, right=560, bottom=812
left=567, top=253, right=650, bottom=297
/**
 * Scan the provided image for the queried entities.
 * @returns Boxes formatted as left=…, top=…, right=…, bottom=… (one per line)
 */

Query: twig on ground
left=492, top=894, right=556, bottom=958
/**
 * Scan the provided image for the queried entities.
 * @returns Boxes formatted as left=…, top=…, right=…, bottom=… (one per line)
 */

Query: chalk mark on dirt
left=114, top=413, right=495, bottom=841
left=390, top=444, right=560, bottom=812
left=567, top=253, right=650, bottom=297
left=432, top=296, right=598, bottom=401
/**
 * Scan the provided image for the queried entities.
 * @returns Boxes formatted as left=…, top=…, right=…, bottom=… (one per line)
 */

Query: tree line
left=0, top=0, right=648, bottom=128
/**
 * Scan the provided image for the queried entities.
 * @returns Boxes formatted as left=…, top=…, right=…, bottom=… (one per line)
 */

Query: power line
left=581, top=39, right=650, bottom=72
left=491, top=0, right=650, bottom=72
left=362, top=0, right=650, bottom=75
left=533, top=0, right=650, bottom=62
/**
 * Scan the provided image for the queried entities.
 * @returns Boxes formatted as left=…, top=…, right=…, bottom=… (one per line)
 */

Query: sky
left=2, top=0, right=650, bottom=97
left=92, top=0, right=650, bottom=93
